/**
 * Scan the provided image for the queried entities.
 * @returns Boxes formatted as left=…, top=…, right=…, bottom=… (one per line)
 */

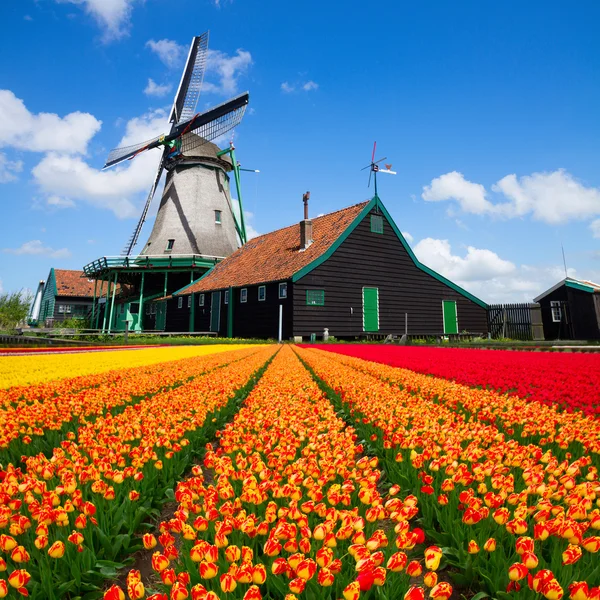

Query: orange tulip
left=143, top=534, right=157, bottom=550
left=405, top=586, right=426, bottom=600
left=508, top=563, right=528, bottom=582
left=430, top=582, right=453, bottom=600
left=317, top=567, right=335, bottom=587
left=562, top=545, right=583, bottom=566
left=220, top=573, right=237, bottom=593
left=48, top=541, right=65, bottom=558
left=569, top=582, right=589, bottom=600
left=424, top=546, right=442, bottom=571
left=343, top=581, right=361, bottom=600
left=103, top=585, right=125, bottom=600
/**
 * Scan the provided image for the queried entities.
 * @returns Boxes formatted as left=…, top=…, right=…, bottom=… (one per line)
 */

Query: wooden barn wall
left=195, top=292, right=212, bottom=332
left=51, top=297, right=94, bottom=322
left=538, top=286, right=572, bottom=340
left=293, top=208, right=488, bottom=338
left=165, top=296, right=190, bottom=332
left=567, top=288, right=600, bottom=340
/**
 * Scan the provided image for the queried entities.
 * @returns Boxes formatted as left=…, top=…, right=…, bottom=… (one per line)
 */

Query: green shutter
left=442, top=300, right=458, bottom=334
left=370, top=214, right=384, bottom=234
left=363, top=287, right=379, bottom=331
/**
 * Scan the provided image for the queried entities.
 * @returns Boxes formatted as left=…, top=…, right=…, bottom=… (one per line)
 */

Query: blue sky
left=1, top=0, right=599, bottom=302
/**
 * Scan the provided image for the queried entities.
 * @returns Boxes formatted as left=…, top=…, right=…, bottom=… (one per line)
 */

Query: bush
left=0, top=291, right=33, bottom=330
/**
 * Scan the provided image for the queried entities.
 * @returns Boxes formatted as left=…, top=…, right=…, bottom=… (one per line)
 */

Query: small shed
left=534, top=278, right=600, bottom=340
left=37, top=269, right=97, bottom=325
left=164, top=196, right=488, bottom=340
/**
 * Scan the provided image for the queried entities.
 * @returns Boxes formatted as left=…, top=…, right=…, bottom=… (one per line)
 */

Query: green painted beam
left=107, top=272, right=118, bottom=334
left=565, top=280, right=595, bottom=293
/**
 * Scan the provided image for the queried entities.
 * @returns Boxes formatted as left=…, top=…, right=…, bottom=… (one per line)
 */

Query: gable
left=292, top=196, right=487, bottom=308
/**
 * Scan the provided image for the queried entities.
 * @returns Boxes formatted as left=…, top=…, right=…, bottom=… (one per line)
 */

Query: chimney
left=300, top=191, right=313, bottom=250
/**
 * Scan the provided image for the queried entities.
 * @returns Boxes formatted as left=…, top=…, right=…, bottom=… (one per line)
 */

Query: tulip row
left=0, top=345, right=246, bottom=390
left=295, top=347, right=600, bottom=600
left=0, top=346, right=277, bottom=600
left=0, top=345, right=261, bottom=461
left=308, top=345, right=600, bottom=417
left=106, top=345, right=454, bottom=600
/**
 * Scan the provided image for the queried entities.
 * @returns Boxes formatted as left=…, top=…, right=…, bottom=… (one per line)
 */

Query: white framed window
left=551, top=301, right=562, bottom=323
left=224, top=290, right=229, bottom=304
left=215, top=210, right=222, bottom=224
left=279, top=282, right=288, bottom=299
left=187, top=296, right=191, bottom=308
left=240, top=288, right=248, bottom=303
left=258, top=285, right=266, bottom=301
left=199, top=293, right=205, bottom=307
left=59, top=304, right=73, bottom=314
left=178, top=297, right=183, bottom=309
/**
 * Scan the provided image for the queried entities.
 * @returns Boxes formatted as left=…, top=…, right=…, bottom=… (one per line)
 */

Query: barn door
left=155, top=301, right=166, bottom=331
left=442, top=300, right=458, bottom=334
left=210, top=292, right=221, bottom=333
left=362, top=287, right=379, bottom=332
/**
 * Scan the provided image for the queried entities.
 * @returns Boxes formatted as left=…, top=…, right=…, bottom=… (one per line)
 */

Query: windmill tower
left=83, top=32, right=252, bottom=334
left=103, top=31, right=249, bottom=257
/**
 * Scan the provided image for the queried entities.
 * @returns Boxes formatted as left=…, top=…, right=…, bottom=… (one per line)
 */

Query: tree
left=0, top=291, right=33, bottom=330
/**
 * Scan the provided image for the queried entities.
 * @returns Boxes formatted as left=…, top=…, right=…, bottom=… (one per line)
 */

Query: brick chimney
left=300, top=191, right=313, bottom=250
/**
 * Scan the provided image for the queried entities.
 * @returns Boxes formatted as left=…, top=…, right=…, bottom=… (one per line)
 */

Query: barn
left=37, top=269, right=97, bottom=326
left=158, top=196, right=488, bottom=339
left=534, top=277, right=600, bottom=340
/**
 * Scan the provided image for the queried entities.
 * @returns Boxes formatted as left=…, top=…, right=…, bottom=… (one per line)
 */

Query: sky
left=1, top=0, right=600, bottom=303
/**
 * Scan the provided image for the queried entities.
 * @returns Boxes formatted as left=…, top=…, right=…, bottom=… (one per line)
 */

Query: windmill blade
left=373, top=156, right=387, bottom=165
left=371, top=141, right=377, bottom=163
left=175, top=92, right=249, bottom=155
left=103, top=134, right=165, bottom=169
left=122, top=150, right=167, bottom=256
left=170, top=32, right=210, bottom=126
left=368, top=170, right=372, bottom=188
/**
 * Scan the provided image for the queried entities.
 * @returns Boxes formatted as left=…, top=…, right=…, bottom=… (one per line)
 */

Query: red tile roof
left=182, top=201, right=369, bottom=294
left=54, top=269, right=97, bottom=298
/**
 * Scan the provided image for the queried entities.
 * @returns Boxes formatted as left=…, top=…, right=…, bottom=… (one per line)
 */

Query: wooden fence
left=487, top=303, right=544, bottom=341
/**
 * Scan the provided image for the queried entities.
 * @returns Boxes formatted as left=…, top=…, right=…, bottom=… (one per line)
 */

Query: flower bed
left=296, top=346, right=600, bottom=600
left=308, top=345, right=600, bottom=416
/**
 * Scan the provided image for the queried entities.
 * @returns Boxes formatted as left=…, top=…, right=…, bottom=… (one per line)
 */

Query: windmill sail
left=171, top=32, right=209, bottom=125
left=103, top=92, right=249, bottom=169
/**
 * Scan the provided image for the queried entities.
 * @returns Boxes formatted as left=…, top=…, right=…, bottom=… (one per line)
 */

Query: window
left=187, top=296, right=191, bottom=308
left=551, top=301, right=562, bottom=323
left=166, top=239, right=175, bottom=251
left=279, top=282, right=288, bottom=299
left=224, top=290, right=229, bottom=304
left=306, top=290, right=325, bottom=306
left=370, top=214, right=384, bottom=234
left=199, top=293, right=205, bottom=307
left=240, top=288, right=248, bottom=303
left=258, top=286, right=266, bottom=301
left=215, top=210, right=222, bottom=224
left=58, top=305, right=73, bottom=314
left=178, top=297, right=183, bottom=309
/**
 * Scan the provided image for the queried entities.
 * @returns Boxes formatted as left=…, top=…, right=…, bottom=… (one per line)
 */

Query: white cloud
left=422, top=171, right=495, bottom=215
left=422, top=169, right=600, bottom=225
left=203, top=49, right=252, bottom=96
left=47, top=195, right=76, bottom=209
left=143, top=78, right=172, bottom=97
left=281, top=80, right=319, bottom=94
left=0, top=152, right=23, bottom=183
left=4, top=240, right=71, bottom=259
left=0, top=90, right=101, bottom=155
left=32, top=108, right=168, bottom=219
left=24, top=15, right=33, bottom=21
left=591, top=219, right=600, bottom=239
left=146, top=39, right=186, bottom=68
left=401, top=231, right=414, bottom=244
left=56, top=0, right=136, bottom=41
left=302, top=81, right=319, bottom=91
left=281, top=82, right=295, bottom=94
left=413, top=238, right=515, bottom=283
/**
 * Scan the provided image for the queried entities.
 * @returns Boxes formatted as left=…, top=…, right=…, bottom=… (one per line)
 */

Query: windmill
left=361, top=141, right=397, bottom=196
left=103, top=31, right=250, bottom=258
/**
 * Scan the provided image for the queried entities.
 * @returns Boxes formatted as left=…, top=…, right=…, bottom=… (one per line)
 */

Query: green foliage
left=53, top=317, right=91, bottom=329
left=0, top=290, right=33, bottom=329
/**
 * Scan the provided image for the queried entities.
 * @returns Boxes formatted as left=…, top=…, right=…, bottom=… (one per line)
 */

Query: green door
left=155, top=301, right=166, bottom=331
left=363, top=287, right=379, bottom=332
left=443, top=300, right=458, bottom=334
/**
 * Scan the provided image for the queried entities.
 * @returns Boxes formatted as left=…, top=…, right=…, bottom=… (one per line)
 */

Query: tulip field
left=1, top=344, right=599, bottom=600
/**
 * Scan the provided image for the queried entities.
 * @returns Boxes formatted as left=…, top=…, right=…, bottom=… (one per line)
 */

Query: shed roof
left=534, top=277, right=600, bottom=302
left=179, top=201, right=369, bottom=294
left=54, top=269, right=97, bottom=298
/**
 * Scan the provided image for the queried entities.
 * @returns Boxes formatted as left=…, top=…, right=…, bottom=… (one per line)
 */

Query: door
left=442, top=300, right=458, bottom=334
left=155, top=301, right=166, bottom=331
left=362, top=287, right=379, bottom=332
left=210, top=292, right=221, bottom=333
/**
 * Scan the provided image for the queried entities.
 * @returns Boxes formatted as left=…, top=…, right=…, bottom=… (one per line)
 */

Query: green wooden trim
left=173, top=267, right=215, bottom=296
left=565, top=280, right=595, bottom=293
left=293, top=196, right=487, bottom=309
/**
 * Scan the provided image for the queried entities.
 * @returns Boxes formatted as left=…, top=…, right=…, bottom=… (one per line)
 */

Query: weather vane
left=361, top=141, right=396, bottom=196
